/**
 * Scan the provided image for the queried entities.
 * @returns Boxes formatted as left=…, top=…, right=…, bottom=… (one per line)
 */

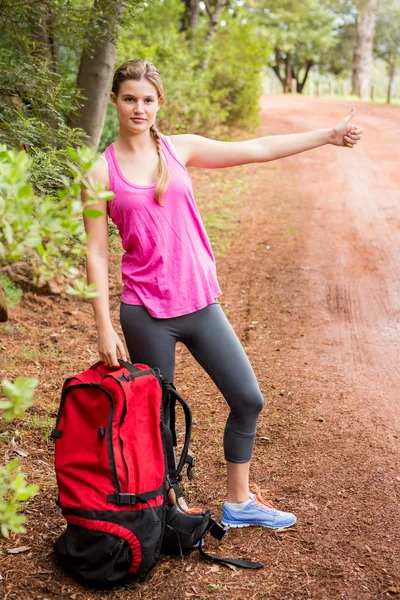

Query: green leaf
left=66, top=148, right=80, bottom=163
left=83, top=208, right=104, bottom=219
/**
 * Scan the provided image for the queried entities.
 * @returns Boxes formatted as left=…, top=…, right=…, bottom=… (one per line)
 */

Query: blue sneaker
left=221, top=494, right=297, bottom=529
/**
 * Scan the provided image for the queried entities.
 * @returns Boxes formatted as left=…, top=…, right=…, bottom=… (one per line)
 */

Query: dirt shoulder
left=1, top=96, right=399, bottom=600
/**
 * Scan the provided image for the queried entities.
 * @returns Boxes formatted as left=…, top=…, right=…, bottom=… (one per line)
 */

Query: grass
left=0, top=277, right=23, bottom=308
left=197, top=170, right=247, bottom=256
left=26, top=414, right=54, bottom=442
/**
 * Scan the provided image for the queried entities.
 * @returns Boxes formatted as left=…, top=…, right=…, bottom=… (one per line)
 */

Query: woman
left=83, top=59, right=363, bottom=529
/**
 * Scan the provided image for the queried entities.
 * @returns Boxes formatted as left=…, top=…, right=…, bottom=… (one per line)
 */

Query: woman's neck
left=115, top=129, right=155, bottom=155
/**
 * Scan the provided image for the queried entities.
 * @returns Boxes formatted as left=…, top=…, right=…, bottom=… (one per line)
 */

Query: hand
left=97, top=325, right=128, bottom=367
left=330, top=107, right=364, bottom=148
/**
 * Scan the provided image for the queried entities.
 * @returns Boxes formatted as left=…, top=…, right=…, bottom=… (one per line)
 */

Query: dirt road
left=1, top=96, right=399, bottom=600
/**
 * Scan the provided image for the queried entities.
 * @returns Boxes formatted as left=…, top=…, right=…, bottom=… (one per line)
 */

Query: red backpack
left=52, top=360, right=262, bottom=587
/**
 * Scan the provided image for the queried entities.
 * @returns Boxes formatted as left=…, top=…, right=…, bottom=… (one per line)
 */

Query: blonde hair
left=112, top=60, right=169, bottom=205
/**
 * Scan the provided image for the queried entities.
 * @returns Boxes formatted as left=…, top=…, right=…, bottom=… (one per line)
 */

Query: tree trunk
left=181, top=0, right=199, bottom=30
left=0, top=283, right=8, bottom=322
left=351, top=0, right=377, bottom=100
left=68, top=0, right=125, bottom=149
left=284, top=58, right=292, bottom=93
left=202, top=0, right=227, bottom=69
left=297, top=61, right=314, bottom=94
left=386, top=63, right=396, bottom=104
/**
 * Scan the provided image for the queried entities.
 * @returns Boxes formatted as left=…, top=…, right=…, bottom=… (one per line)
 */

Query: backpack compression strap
left=162, top=383, right=194, bottom=481
left=198, top=543, right=264, bottom=570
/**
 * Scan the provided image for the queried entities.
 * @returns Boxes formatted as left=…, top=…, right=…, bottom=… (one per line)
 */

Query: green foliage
left=0, top=278, right=23, bottom=308
left=0, top=377, right=38, bottom=421
left=0, top=459, right=38, bottom=538
left=209, top=15, right=268, bottom=130
left=374, top=0, right=400, bottom=74
left=101, top=0, right=266, bottom=146
left=0, top=374, right=39, bottom=538
left=0, top=144, right=111, bottom=295
left=0, top=0, right=89, bottom=193
left=254, top=0, right=340, bottom=90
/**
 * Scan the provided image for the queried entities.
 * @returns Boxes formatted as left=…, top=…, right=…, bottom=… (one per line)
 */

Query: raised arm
left=171, top=107, right=363, bottom=169
left=82, top=158, right=127, bottom=367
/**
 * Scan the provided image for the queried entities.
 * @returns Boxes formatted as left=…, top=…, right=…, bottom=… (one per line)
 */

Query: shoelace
left=252, top=494, right=275, bottom=510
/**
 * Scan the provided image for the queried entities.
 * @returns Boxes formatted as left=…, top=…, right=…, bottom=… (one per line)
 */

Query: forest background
left=0, top=0, right=399, bottom=537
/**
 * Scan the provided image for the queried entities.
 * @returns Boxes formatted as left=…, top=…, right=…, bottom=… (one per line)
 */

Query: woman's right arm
left=82, top=158, right=127, bottom=367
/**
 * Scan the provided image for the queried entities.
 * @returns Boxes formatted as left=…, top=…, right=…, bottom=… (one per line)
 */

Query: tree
left=257, top=0, right=338, bottom=93
left=181, top=0, right=200, bottom=30
left=0, top=284, right=7, bottom=322
left=67, top=0, right=127, bottom=148
left=201, top=0, right=229, bottom=68
left=374, top=0, right=400, bottom=104
left=351, top=0, right=377, bottom=99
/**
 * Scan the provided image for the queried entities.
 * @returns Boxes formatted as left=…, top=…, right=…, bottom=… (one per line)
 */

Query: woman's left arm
left=172, top=107, right=363, bottom=169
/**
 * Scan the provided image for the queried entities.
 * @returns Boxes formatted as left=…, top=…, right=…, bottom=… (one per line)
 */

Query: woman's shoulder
left=167, top=134, right=201, bottom=166
left=89, top=153, right=110, bottom=188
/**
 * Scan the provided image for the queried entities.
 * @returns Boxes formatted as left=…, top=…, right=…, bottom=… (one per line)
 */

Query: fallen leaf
left=8, top=546, right=31, bottom=554
left=209, top=564, right=220, bottom=573
left=388, top=588, right=400, bottom=595
left=16, top=449, right=29, bottom=458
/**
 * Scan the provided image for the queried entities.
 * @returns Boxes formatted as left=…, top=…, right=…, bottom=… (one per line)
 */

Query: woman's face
left=110, top=78, right=163, bottom=133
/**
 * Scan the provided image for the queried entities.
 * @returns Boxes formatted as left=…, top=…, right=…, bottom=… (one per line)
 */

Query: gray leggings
left=120, top=301, right=264, bottom=463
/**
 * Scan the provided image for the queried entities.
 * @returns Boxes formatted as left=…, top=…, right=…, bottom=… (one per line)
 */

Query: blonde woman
left=83, top=60, right=363, bottom=529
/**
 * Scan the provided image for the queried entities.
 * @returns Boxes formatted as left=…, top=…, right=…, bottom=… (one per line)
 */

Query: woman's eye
left=145, top=98, right=154, bottom=103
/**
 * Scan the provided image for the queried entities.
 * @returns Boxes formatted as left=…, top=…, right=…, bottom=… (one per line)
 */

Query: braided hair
left=112, top=60, right=169, bottom=205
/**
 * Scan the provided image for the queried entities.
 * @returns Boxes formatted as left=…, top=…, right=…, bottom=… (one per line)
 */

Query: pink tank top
left=104, top=136, right=221, bottom=318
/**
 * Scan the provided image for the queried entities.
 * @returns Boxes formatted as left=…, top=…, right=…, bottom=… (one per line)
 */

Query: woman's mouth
left=131, top=117, right=146, bottom=122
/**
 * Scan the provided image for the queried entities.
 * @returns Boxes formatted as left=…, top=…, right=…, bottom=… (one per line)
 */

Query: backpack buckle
left=186, top=455, right=195, bottom=481
left=208, top=519, right=228, bottom=540
left=107, top=493, right=137, bottom=505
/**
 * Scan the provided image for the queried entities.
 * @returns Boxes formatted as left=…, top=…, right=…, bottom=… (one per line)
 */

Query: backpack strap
left=163, top=422, right=184, bottom=501
left=198, top=544, right=264, bottom=570
left=162, top=382, right=195, bottom=481
left=107, top=485, right=164, bottom=505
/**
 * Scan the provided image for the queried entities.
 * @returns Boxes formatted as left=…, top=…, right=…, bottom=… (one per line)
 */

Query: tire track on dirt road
left=261, top=96, right=400, bottom=434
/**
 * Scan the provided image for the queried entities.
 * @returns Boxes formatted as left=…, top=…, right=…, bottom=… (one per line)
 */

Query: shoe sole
left=221, top=518, right=297, bottom=530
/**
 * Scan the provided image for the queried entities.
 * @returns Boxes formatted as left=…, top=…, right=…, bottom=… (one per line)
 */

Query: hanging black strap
left=163, top=423, right=184, bottom=500
left=198, top=544, right=264, bottom=570
left=164, top=384, right=192, bottom=480
left=107, top=484, right=164, bottom=505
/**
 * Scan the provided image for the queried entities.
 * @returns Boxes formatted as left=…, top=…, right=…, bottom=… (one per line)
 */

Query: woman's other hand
left=330, top=107, right=364, bottom=148
left=97, top=325, right=127, bottom=367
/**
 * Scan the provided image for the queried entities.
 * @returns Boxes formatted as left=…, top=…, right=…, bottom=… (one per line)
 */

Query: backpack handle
left=117, top=359, right=143, bottom=376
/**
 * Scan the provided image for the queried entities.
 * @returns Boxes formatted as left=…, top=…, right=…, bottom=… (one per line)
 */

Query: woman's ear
left=157, top=96, right=164, bottom=111
left=110, top=92, right=117, bottom=108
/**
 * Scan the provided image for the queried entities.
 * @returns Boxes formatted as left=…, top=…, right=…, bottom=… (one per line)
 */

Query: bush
left=0, top=278, right=23, bottom=309
left=0, top=144, right=111, bottom=294
left=100, top=0, right=268, bottom=148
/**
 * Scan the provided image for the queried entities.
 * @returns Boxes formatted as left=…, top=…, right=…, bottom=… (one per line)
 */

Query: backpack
left=52, top=360, right=263, bottom=587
